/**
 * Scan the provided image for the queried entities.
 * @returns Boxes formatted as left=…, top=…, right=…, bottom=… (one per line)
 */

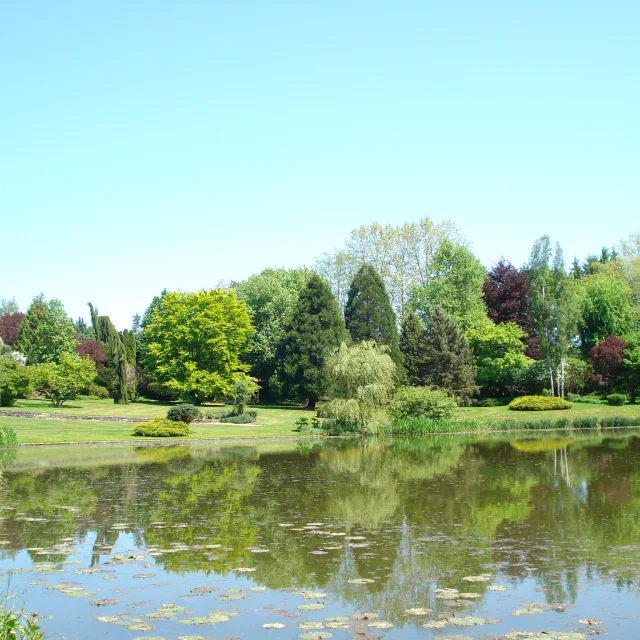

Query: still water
left=1, top=432, right=640, bottom=639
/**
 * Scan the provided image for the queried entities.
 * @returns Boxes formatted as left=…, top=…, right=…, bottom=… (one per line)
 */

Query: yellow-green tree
left=141, top=289, right=254, bottom=404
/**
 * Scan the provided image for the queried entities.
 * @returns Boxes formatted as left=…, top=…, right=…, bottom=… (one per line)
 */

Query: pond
left=1, top=432, right=640, bottom=639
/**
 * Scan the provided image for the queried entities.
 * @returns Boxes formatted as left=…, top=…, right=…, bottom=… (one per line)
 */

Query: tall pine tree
left=113, top=338, right=129, bottom=404
left=422, top=306, right=478, bottom=405
left=344, top=264, right=402, bottom=368
left=399, top=309, right=427, bottom=386
left=278, top=273, right=348, bottom=409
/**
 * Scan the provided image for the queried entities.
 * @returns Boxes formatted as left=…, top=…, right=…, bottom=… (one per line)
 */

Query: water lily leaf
left=216, top=592, right=247, bottom=601
left=405, top=607, right=433, bottom=616
left=368, top=621, right=393, bottom=630
left=299, top=633, right=333, bottom=640
left=297, top=603, right=326, bottom=611
left=127, top=622, right=154, bottom=631
left=435, top=588, right=461, bottom=600
left=234, top=567, right=257, bottom=573
left=423, top=620, right=448, bottom=629
left=263, top=623, right=286, bottom=629
left=512, top=607, right=545, bottom=616
left=95, top=616, right=121, bottom=623
left=66, top=590, right=97, bottom=598
left=352, top=613, right=379, bottom=621
left=448, top=616, right=500, bottom=627
left=89, top=599, right=119, bottom=606
left=578, top=619, right=603, bottom=625
left=462, top=575, right=492, bottom=582
left=251, top=586, right=268, bottom=592
left=458, top=592, right=481, bottom=599
left=488, top=585, right=507, bottom=591
left=300, top=622, right=325, bottom=629
left=504, top=633, right=586, bottom=640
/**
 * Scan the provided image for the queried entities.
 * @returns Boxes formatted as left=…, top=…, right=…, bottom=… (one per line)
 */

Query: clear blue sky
left=2, top=1, right=639, bottom=329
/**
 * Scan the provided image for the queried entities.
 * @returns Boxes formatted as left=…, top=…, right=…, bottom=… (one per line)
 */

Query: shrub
left=0, top=357, right=31, bottom=407
left=509, top=395, right=573, bottom=411
left=0, top=426, right=18, bottom=447
left=132, top=418, right=190, bottom=437
left=247, top=409, right=258, bottom=418
left=476, top=398, right=502, bottom=407
left=566, top=393, right=602, bottom=404
left=166, top=404, right=202, bottom=424
left=388, top=387, right=458, bottom=421
left=606, top=393, right=626, bottom=406
left=220, top=413, right=256, bottom=424
left=89, top=384, right=110, bottom=399
left=146, top=382, right=181, bottom=401
left=541, top=388, right=552, bottom=397
left=203, top=409, right=219, bottom=420
left=229, top=378, right=259, bottom=415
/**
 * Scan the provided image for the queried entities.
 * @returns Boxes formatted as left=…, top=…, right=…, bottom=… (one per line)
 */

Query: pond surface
left=1, top=432, right=640, bottom=640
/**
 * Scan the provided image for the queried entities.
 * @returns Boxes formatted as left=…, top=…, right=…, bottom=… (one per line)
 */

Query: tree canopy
left=141, top=289, right=254, bottom=404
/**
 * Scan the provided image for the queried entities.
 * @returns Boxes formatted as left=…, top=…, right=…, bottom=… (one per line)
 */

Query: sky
left=2, top=1, right=639, bottom=329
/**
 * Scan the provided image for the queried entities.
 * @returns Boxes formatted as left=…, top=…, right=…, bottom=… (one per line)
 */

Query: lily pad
left=300, top=622, right=325, bottom=630
left=512, top=607, right=545, bottom=616
left=299, top=633, right=333, bottom=640
left=462, top=574, right=492, bottom=582
left=368, top=621, right=393, bottom=630
left=347, top=578, right=375, bottom=585
left=264, top=623, right=286, bottom=629
left=578, top=619, right=603, bottom=625
left=297, top=603, right=326, bottom=611
left=405, top=607, right=432, bottom=616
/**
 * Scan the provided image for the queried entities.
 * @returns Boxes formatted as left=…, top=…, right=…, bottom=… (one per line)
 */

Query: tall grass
left=386, top=414, right=640, bottom=435
left=0, top=590, right=45, bottom=639
left=0, top=426, right=18, bottom=448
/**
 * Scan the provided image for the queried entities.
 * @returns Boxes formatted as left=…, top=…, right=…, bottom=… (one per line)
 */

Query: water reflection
left=1, top=432, right=640, bottom=638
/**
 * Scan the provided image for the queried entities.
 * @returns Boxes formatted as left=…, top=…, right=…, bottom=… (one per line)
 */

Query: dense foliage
left=31, top=353, right=97, bottom=407
left=133, top=418, right=190, bottom=437
left=509, top=395, right=573, bottom=411
left=0, top=356, right=31, bottom=407
left=388, top=386, right=458, bottom=421
left=142, top=289, right=254, bottom=404
left=166, top=404, right=202, bottom=424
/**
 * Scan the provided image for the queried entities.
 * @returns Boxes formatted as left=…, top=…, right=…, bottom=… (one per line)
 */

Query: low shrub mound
left=133, top=418, right=190, bottom=437
left=388, top=387, right=458, bottom=421
left=606, top=393, right=626, bottom=406
left=509, top=396, right=573, bottom=411
left=166, top=404, right=202, bottom=424
left=220, top=412, right=257, bottom=424
left=88, top=384, right=110, bottom=399
left=476, top=398, right=503, bottom=407
left=566, top=393, right=602, bottom=404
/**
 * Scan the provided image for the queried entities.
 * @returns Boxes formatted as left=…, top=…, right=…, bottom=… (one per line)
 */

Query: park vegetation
left=1, top=220, right=640, bottom=435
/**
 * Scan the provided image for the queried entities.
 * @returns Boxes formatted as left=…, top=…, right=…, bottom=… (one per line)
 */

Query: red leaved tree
left=590, top=335, right=626, bottom=394
left=0, top=312, right=25, bottom=348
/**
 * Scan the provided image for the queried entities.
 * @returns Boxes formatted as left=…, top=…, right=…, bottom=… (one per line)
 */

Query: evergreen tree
left=121, top=329, right=137, bottom=364
left=344, top=264, right=402, bottom=368
left=399, top=309, right=427, bottom=386
left=113, top=338, right=129, bottom=404
left=278, top=273, right=348, bottom=409
left=421, top=306, right=478, bottom=405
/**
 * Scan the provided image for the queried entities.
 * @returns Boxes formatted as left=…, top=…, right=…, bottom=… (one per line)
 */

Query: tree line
left=1, top=218, right=639, bottom=411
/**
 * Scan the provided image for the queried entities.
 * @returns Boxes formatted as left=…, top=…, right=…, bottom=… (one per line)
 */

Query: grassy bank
left=0, top=400, right=307, bottom=444
left=1, top=397, right=639, bottom=444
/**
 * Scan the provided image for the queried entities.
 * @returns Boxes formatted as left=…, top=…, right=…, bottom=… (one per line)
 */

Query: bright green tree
left=32, top=353, right=96, bottom=407
left=319, top=341, right=397, bottom=432
left=579, top=269, right=634, bottom=352
left=409, top=240, right=487, bottom=332
left=278, top=273, right=348, bottom=409
left=16, top=295, right=77, bottom=365
left=344, top=264, right=402, bottom=368
left=142, top=289, right=254, bottom=404
left=399, top=309, right=427, bottom=386
left=623, top=335, right=640, bottom=403
left=0, top=355, right=31, bottom=406
left=421, top=306, right=478, bottom=405
left=235, top=268, right=312, bottom=398
left=466, top=320, right=533, bottom=396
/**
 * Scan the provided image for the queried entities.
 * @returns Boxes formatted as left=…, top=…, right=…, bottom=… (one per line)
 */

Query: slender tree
left=421, top=306, right=478, bottom=405
left=278, top=274, right=348, bottom=409
left=113, top=338, right=129, bottom=404
left=399, top=309, right=427, bottom=386
left=344, top=264, right=402, bottom=368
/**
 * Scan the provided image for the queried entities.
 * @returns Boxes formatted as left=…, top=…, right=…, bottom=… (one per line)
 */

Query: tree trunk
left=548, top=352, right=555, bottom=396
left=305, top=397, right=317, bottom=410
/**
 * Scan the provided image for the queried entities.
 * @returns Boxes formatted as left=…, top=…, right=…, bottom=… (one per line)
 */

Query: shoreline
left=4, top=424, right=639, bottom=447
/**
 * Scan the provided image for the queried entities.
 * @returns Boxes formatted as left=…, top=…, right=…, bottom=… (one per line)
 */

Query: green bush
left=0, top=426, right=18, bottom=447
left=0, top=357, right=31, bottom=407
left=599, top=415, right=638, bottom=427
left=476, top=398, right=503, bottom=407
left=566, top=393, right=602, bottom=404
left=388, top=387, right=458, bottom=421
left=146, top=382, right=181, bottom=401
left=606, top=393, right=626, bottom=406
left=509, top=395, right=573, bottom=411
left=89, top=384, right=110, bottom=399
left=220, top=413, right=257, bottom=424
left=166, top=404, right=202, bottom=424
left=132, top=418, right=190, bottom=437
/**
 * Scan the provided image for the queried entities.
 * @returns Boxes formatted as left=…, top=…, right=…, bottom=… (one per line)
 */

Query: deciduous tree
left=32, top=353, right=96, bottom=407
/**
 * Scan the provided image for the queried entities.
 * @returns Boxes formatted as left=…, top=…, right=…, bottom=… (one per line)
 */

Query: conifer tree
left=399, top=309, right=427, bottom=385
left=278, top=273, right=348, bottom=409
left=344, top=264, right=402, bottom=368
left=113, top=338, right=129, bottom=404
left=421, top=306, right=478, bottom=405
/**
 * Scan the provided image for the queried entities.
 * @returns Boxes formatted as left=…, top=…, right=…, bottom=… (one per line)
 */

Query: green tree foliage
left=466, top=320, right=533, bottom=396
left=527, top=236, right=584, bottom=397
left=278, top=273, right=348, bottom=408
left=142, top=289, right=254, bottom=404
left=121, top=329, right=137, bottom=364
left=113, top=338, right=128, bottom=404
left=16, top=295, right=77, bottom=365
left=579, top=269, right=634, bottom=352
left=344, top=264, right=402, bottom=367
left=319, top=341, right=397, bottom=431
left=72, top=317, right=95, bottom=342
left=420, top=306, right=478, bottom=405
left=314, top=217, right=464, bottom=315
left=31, top=353, right=96, bottom=407
left=0, top=355, right=31, bottom=406
left=235, top=268, right=312, bottom=397
left=622, top=334, right=640, bottom=403
left=0, top=298, right=19, bottom=315
left=230, top=378, right=259, bottom=415
left=410, top=240, right=487, bottom=332
left=399, top=308, right=427, bottom=386
left=388, top=386, right=458, bottom=420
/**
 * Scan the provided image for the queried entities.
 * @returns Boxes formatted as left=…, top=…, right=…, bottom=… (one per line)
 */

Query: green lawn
left=1, top=397, right=639, bottom=445
left=0, top=400, right=310, bottom=444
